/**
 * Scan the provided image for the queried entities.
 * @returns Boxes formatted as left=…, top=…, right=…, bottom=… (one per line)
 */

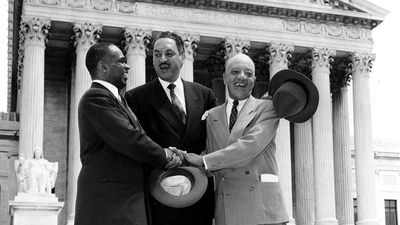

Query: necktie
left=229, top=100, right=239, bottom=132
left=167, top=83, right=187, bottom=125
left=120, top=94, right=128, bottom=108
left=120, top=94, right=143, bottom=131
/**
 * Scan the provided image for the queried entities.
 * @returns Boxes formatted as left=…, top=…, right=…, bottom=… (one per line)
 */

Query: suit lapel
left=91, top=83, right=141, bottom=129
left=181, top=81, right=201, bottom=143
left=120, top=99, right=143, bottom=131
left=228, top=96, right=257, bottom=145
left=149, top=80, right=186, bottom=135
left=209, top=102, right=230, bottom=149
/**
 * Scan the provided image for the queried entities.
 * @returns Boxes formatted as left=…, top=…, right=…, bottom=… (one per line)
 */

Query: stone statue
left=14, top=154, right=28, bottom=192
left=15, top=147, right=59, bottom=194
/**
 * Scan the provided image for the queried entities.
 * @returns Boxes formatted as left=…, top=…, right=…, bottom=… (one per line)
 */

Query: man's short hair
left=85, top=43, right=113, bottom=77
left=153, top=31, right=185, bottom=55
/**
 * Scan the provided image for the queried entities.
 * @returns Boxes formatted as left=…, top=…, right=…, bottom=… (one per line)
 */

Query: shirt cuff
left=203, top=156, right=209, bottom=170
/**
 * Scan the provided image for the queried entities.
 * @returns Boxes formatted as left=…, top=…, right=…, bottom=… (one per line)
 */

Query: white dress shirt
left=225, top=96, right=247, bottom=121
left=158, top=77, right=187, bottom=114
left=93, top=80, right=120, bottom=101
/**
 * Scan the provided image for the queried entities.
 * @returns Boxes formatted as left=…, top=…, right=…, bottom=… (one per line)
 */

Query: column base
left=66, top=215, right=75, bottom=225
left=288, top=218, right=296, bottom=225
left=315, top=218, right=338, bottom=225
left=9, top=193, right=64, bottom=225
left=356, top=219, right=379, bottom=225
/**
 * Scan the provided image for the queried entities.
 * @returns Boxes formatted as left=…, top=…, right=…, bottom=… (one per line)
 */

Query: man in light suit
left=125, top=31, right=216, bottom=225
left=75, top=43, right=181, bottom=225
left=185, top=53, right=289, bottom=225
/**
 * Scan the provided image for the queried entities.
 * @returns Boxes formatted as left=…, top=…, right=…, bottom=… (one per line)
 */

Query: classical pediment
left=24, top=0, right=388, bottom=28
left=214, top=0, right=389, bottom=28
left=228, top=0, right=388, bottom=18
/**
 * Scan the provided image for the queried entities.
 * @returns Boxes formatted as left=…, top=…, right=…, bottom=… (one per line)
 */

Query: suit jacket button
left=249, top=186, right=254, bottom=191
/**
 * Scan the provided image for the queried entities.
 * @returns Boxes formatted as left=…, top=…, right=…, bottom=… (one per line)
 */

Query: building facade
left=1, top=0, right=397, bottom=225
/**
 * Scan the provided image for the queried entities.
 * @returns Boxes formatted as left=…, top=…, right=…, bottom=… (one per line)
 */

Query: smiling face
left=153, top=38, right=184, bottom=82
left=103, top=45, right=130, bottom=89
left=224, top=53, right=256, bottom=100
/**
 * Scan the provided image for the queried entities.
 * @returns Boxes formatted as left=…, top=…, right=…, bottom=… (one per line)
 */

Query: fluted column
left=268, top=42, right=295, bottom=224
left=351, top=52, right=378, bottom=225
left=66, top=22, right=102, bottom=225
left=311, top=48, right=338, bottom=225
left=294, top=121, right=315, bottom=225
left=124, top=28, right=151, bottom=89
left=332, top=68, right=354, bottom=225
left=18, top=17, right=50, bottom=159
left=224, top=37, right=250, bottom=60
left=178, top=32, right=199, bottom=82
left=269, top=43, right=293, bottom=77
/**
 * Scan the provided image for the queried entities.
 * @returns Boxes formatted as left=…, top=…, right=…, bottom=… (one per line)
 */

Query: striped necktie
left=167, top=83, right=187, bottom=125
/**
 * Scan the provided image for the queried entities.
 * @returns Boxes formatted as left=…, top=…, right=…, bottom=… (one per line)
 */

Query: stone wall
left=0, top=113, right=19, bottom=225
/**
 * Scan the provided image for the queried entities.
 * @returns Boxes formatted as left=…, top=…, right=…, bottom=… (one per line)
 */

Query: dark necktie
left=120, top=94, right=128, bottom=108
left=229, top=100, right=239, bottom=132
left=120, top=94, right=143, bottom=131
left=167, top=83, right=187, bottom=125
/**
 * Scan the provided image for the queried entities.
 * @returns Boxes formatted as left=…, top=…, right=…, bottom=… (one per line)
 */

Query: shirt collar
left=227, top=96, right=248, bottom=109
left=158, top=77, right=184, bottom=91
left=93, top=80, right=120, bottom=101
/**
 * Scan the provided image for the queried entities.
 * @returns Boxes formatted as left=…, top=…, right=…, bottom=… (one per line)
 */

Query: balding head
left=225, top=53, right=255, bottom=73
left=223, top=53, right=256, bottom=100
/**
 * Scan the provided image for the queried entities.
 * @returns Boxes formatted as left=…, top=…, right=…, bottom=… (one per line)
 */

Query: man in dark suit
left=75, top=43, right=182, bottom=225
left=125, top=31, right=216, bottom=225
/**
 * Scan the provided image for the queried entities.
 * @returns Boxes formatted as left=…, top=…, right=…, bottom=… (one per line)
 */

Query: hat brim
left=268, top=69, right=319, bottom=123
left=148, top=166, right=208, bottom=208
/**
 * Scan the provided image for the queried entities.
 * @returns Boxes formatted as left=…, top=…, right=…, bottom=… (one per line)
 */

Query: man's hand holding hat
left=265, top=69, right=319, bottom=123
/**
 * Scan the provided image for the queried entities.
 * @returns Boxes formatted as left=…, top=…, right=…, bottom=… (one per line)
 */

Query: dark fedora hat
left=268, top=69, right=319, bottom=123
left=148, top=166, right=208, bottom=208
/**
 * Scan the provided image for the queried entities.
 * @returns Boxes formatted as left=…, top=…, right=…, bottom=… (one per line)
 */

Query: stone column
left=268, top=42, right=295, bottom=224
left=311, top=47, right=338, bottom=225
left=269, top=43, right=293, bottom=77
left=124, top=28, right=151, bottom=90
left=351, top=52, right=378, bottom=225
left=178, top=32, right=199, bottom=82
left=294, top=121, right=315, bottom=225
left=331, top=66, right=354, bottom=225
left=224, top=37, right=250, bottom=60
left=66, top=22, right=102, bottom=225
left=18, top=17, right=50, bottom=159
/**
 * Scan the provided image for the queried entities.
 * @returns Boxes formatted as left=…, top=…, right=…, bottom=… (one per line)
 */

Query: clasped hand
left=164, top=147, right=204, bottom=169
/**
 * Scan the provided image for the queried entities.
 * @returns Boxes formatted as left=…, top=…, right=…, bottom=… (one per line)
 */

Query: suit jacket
left=125, top=79, right=216, bottom=154
left=204, top=96, right=289, bottom=225
left=125, top=78, right=216, bottom=224
left=75, top=83, right=168, bottom=225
